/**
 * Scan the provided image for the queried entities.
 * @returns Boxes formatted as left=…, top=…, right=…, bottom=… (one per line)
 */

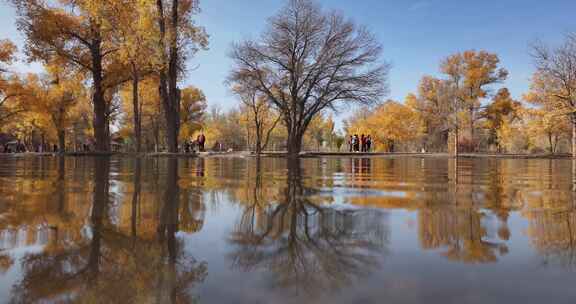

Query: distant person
left=53, top=144, right=58, bottom=153
left=348, top=135, right=353, bottom=152
left=197, top=133, right=206, bottom=152
left=353, top=134, right=360, bottom=152
left=366, top=135, right=372, bottom=152
left=360, top=134, right=366, bottom=152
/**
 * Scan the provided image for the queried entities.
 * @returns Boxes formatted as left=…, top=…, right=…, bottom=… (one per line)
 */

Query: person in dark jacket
left=353, top=134, right=359, bottom=152
left=366, top=135, right=372, bottom=152
left=197, top=133, right=206, bottom=152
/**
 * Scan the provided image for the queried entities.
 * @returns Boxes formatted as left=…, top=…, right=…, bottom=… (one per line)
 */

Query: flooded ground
left=0, top=156, right=575, bottom=304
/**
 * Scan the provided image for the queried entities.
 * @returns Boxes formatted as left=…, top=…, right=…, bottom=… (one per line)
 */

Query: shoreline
left=0, top=151, right=572, bottom=159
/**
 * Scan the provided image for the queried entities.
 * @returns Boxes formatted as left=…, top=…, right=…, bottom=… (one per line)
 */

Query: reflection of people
left=196, top=158, right=205, bottom=177
left=361, top=158, right=371, bottom=175
left=353, top=158, right=361, bottom=175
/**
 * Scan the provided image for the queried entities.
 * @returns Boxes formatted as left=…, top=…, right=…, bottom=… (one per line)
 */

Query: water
left=0, top=155, right=575, bottom=304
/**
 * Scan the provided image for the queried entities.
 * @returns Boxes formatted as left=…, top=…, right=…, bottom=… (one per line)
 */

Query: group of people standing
left=183, top=133, right=206, bottom=153
left=348, top=134, right=372, bottom=152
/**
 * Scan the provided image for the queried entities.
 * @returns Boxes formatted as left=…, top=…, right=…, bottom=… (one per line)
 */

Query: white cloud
left=408, top=1, right=431, bottom=11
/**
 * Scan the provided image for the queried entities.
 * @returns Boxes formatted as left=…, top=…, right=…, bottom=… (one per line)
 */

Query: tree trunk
left=156, top=0, right=181, bottom=153
left=287, top=128, right=303, bottom=158
left=131, top=159, right=141, bottom=240
left=255, top=136, right=262, bottom=155
left=89, top=157, right=110, bottom=276
left=573, top=158, right=576, bottom=192
left=132, top=64, right=142, bottom=153
left=41, top=133, right=45, bottom=153
left=553, top=135, right=559, bottom=154
left=255, top=123, right=262, bottom=155
left=90, top=38, right=108, bottom=152
left=572, top=116, right=576, bottom=158
left=154, top=120, right=160, bottom=152
left=57, top=156, right=65, bottom=211
left=158, top=158, right=179, bottom=263
left=469, top=107, right=475, bottom=152
left=168, top=0, right=180, bottom=153
left=449, top=128, right=459, bottom=157
left=57, top=129, right=65, bottom=153
left=160, top=88, right=180, bottom=153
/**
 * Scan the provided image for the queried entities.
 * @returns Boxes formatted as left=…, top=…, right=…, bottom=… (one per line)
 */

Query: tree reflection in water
left=418, top=158, right=509, bottom=264
left=8, top=157, right=207, bottom=304
left=228, top=158, right=389, bottom=295
left=3, top=156, right=576, bottom=302
left=524, top=159, right=576, bottom=269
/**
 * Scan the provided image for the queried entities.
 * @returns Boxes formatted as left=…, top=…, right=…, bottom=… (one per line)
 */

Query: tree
left=305, top=114, right=328, bottom=151
left=179, top=86, right=207, bottom=142
left=228, top=0, right=388, bottom=157
left=480, top=88, right=522, bottom=152
left=114, top=0, right=158, bottom=152
left=200, top=106, right=246, bottom=151
left=440, top=50, right=508, bottom=153
left=413, top=76, right=454, bottom=152
left=530, top=33, right=576, bottom=156
left=523, top=108, right=570, bottom=153
left=232, top=82, right=281, bottom=154
left=524, top=72, right=573, bottom=154
left=154, top=0, right=208, bottom=153
left=0, top=39, right=17, bottom=73
left=347, top=99, right=423, bottom=152
left=228, top=160, right=388, bottom=293
left=13, top=0, right=128, bottom=151
left=120, top=77, right=164, bottom=152
left=0, top=39, right=26, bottom=126
left=334, top=132, right=345, bottom=151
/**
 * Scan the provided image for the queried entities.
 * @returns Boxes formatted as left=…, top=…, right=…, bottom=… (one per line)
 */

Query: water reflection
left=1, top=156, right=576, bottom=303
left=228, top=159, right=389, bottom=295
left=1, top=157, right=207, bottom=303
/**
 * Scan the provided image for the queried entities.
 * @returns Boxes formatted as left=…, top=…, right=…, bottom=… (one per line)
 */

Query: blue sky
left=1, top=0, right=575, bottom=129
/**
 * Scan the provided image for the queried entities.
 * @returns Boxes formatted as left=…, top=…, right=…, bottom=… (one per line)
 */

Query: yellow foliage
left=179, top=86, right=207, bottom=141
left=346, top=98, right=424, bottom=151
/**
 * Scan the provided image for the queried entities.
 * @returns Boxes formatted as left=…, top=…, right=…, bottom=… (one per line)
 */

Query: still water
left=0, top=155, right=575, bottom=304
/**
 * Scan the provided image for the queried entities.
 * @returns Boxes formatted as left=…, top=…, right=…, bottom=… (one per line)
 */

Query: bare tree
left=531, top=33, right=576, bottom=156
left=228, top=0, right=388, bottom=157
